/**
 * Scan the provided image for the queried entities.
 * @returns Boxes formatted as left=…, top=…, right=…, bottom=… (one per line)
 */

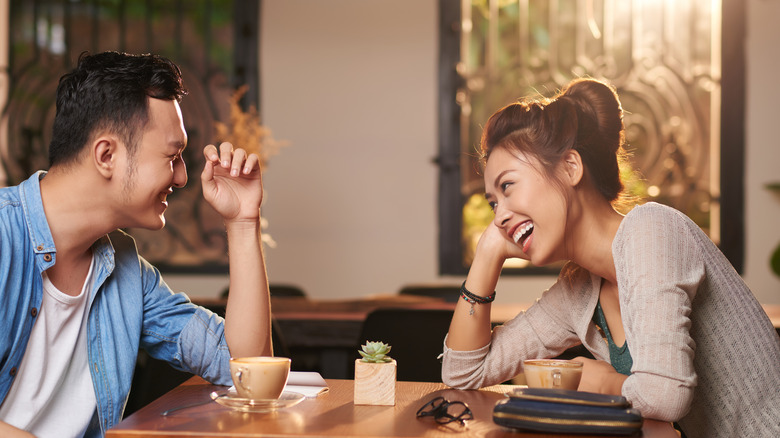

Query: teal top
left=593, top=301, right=633, bottom=375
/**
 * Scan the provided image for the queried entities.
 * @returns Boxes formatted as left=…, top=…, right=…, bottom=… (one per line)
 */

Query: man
left=0, top=51, right=272, bottom=438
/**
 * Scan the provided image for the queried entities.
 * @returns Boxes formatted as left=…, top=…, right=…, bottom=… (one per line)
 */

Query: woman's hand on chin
left=475, top=222, right=529, bottom=263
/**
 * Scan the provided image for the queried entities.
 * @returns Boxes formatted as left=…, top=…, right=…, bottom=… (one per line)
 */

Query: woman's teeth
left=513, top=222, right=534, bottom=244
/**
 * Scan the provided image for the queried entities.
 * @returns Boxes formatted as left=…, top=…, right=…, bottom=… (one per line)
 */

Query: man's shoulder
left=1, top=173, right=46, bottom=215
left=0, top=182, right=29, bottom=239
left=0, top=181, right=22, bottom=205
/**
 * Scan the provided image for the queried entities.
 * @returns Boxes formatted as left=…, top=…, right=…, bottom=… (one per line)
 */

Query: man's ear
left=93, top=136, right=119, bottom=179
left=562, top=149, right=584, bottom=187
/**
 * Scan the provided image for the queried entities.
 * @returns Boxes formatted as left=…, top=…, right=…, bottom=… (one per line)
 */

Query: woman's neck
left=566, top=195, right=624, bottom=284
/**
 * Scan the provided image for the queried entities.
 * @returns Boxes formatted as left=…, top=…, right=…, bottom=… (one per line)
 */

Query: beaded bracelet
left=460, top=281, right=496, bottom=315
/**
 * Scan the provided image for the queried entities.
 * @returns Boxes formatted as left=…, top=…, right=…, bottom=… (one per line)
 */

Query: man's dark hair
left=48, top=51, right=188, bottom=167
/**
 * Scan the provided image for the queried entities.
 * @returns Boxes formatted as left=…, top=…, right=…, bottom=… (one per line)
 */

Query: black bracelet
left=460, top=281, right=496, bottom=315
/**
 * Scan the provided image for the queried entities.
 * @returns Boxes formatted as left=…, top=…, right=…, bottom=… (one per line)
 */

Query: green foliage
left=771, top=244, right=780, bottom=278
left=358, top=341, right=393, bottom=363
left=767, top=183, right=780, bottom=278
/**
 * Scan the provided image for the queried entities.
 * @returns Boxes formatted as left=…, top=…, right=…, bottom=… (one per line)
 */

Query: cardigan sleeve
left=615, top=203, right=702, bottom=421
left=441, top=272, right=590, bottom=389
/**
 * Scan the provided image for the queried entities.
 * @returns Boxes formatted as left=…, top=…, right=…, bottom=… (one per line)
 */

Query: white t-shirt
left=0, top=255, right=98, bottom=438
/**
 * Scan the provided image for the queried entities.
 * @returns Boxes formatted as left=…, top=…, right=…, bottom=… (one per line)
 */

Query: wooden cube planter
left=353, top=359, right=396, bottom=406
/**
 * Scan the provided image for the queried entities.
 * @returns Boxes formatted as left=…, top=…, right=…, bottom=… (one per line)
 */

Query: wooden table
left=108, top=377, right=679, bottom=438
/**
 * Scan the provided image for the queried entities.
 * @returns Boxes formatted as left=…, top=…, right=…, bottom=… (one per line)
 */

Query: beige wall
left=743, top=0, right=780, bottom=304
left=147, top=0, right=780, bottom=304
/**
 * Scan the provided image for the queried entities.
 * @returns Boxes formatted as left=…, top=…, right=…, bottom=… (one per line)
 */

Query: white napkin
left=284, top=371, right=329, bottom=398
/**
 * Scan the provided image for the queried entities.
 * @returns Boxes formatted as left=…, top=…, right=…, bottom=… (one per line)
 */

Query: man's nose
left=173, top=158, right=187, bottom=188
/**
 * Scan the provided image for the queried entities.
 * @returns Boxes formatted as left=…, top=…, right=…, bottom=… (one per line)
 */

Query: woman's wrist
left=459, top=281, right=496, bottom=315
left=470, top=246, right=506, bottom=283
left=463, top=249, right=503, bottom=308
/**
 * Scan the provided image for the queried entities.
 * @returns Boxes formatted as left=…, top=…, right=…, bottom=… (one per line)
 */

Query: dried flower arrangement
left=214, top=85, right=287, bottom=170
left=214, top=85, right=288, bottom=247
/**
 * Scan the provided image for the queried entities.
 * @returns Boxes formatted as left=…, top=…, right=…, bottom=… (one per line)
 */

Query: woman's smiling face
left=483, top=146, right=569, bottom=266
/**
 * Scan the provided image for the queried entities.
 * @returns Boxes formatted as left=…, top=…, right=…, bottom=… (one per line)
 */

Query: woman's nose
left=493, top=202, right=511, bottom=227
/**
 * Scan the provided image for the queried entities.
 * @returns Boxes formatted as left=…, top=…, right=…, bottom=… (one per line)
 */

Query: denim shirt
left=0, top=172, right=232, bottom=436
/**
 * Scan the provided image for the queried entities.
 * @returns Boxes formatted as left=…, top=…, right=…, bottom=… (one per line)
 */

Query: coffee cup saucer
left=210, top=388, right=305, bottom=413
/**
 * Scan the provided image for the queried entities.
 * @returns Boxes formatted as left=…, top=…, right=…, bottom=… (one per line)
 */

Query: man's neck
left=39, top=167, right=116, bottom=258
left=38, top=168, right=114, bottom=296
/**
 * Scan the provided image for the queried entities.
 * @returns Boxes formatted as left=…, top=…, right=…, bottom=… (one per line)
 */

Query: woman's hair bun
left=559, top=78, right=625, bottom=155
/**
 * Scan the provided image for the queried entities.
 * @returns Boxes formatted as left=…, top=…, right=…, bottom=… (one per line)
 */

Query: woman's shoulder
left=619, top=202, right=701, bottom=237
left=614, top=202, right=706, bottom=256
left=623, top=201, right=689, bottom=222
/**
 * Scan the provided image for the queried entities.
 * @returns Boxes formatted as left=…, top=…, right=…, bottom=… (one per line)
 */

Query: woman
left=441, top=78, right=780, bottom=438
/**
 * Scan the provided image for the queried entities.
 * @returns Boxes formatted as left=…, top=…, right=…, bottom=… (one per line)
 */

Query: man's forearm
left=223, top=219, right=272, bottom=358
left=0, top=421, right=35, bottom=438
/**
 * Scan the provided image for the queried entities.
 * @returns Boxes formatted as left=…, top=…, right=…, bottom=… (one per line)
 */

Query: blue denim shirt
left=0, top=172, right=232, bottom=436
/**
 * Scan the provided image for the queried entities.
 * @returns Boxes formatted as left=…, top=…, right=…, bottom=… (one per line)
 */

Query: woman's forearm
left=445, top=249, right=504, bottom=351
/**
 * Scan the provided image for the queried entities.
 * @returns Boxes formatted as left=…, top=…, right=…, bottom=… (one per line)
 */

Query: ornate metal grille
left=1, top=0, right=259, bottom=273
left=439, top=0, right=740, bottom=274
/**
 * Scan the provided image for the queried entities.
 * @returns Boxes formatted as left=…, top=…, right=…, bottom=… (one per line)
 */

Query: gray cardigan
left=442, top=202, right=780, bottom=438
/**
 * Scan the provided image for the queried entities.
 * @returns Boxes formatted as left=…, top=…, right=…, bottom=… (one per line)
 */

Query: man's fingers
left=204, top=143, right=260, bottom=177
left=228, top=148, right=246, bottom=176
left=243, top=153, right=260, bottom=174
left=219, top=142, right=234, bottom=168
left=203, top=144, right=220, bottom=164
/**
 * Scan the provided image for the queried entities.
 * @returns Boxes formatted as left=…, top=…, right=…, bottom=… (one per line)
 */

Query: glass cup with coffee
left=229, top=356, right=291, bottom=400
left=522, top=359, right=583, bottom=390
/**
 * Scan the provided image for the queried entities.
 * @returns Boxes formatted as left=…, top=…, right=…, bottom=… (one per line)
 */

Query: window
left=438, top=0, right=745, bottom=275
left=1, top=0, right=260, bottom=273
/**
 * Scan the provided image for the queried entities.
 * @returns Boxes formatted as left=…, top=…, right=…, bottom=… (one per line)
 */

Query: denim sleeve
left=135, top=255, right=231, bottom=386
left=178, top=307, right=232, bottom=386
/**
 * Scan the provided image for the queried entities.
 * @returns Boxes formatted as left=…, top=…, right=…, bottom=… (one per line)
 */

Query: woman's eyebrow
left=491, top=170, right=513, bottom=189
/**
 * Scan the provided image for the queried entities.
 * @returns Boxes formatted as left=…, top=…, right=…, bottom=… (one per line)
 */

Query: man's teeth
left=513, top=222, right=534, bottom=243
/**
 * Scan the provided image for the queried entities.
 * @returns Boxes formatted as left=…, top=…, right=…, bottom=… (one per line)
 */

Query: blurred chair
left=221, top=283, right=307, bottom=299
left=269, top=284, right=307, bottom=298
left=398, top=284, right=462, bottom=303
left=355, top=308, right=454, bottom=382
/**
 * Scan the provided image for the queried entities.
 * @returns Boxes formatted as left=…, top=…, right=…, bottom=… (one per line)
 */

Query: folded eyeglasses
left=415, top=396, right=474, bottom=426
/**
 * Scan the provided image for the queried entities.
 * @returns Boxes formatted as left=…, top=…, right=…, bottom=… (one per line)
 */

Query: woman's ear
left=562, top=149, right=584, bottom=187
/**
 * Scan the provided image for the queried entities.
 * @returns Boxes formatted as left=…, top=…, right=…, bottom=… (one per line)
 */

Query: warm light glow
left=647, top=186, right=661, bottom=197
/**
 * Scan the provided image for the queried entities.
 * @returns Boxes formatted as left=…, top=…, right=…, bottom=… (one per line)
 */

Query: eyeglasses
left=415, top=396, right=474, bottom=426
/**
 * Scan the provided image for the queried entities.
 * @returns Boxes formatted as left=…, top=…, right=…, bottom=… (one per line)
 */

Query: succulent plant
left=358, top=341, right=393, bottom=363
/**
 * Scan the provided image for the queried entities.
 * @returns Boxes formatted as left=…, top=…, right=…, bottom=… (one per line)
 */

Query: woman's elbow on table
left=625, top=378, right=694, bottom=422
left=442, top=374, right=484, bottom=390
left=440, top=339, right=497, bottom=389
left=441, top=356, right=492, bottom=389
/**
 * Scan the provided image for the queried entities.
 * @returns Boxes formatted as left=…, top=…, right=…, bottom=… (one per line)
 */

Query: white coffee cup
left=230, top=356, right=291, bottom=400
left=523, top=359, right=583, bottom=390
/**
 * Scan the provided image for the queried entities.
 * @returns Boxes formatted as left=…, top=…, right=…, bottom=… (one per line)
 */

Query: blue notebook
left=493, top=387, right=643, bottom=435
